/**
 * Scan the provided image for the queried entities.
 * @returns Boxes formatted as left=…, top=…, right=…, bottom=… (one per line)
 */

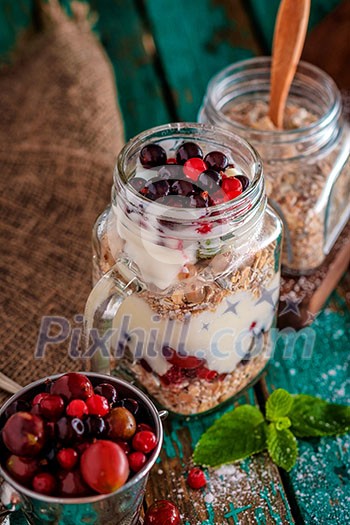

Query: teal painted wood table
left=0, top=0, right=349, bottom=523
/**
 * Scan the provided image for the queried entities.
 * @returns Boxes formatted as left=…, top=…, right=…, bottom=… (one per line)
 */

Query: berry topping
left=128, top=451, right=147, bottom=472
left=81, top=441, right=129, bottom=494
left=32, top=472, right=56, bottom=495
left=197, top=367, right=218, bottom=382
left=187, top=467, right=207, bottom=489
left=204, top=151, right=228, bottom=172
left=6, top=455, right=38, bottom=483
left=86, top=394, right=110, bottom=417
left=2, top=412, right=46, bottom=457
left=198, top=169, right=222, bottom=192
left=144, top=500, right=181, bottom=525
left=163, top=346, right=204, bottom=369
left=107, top=407, right=136, bottom=440
left=66, top=399, right=88, bottom=419
left=57, top=448, right=79, bottom=470
left=39, top=395, right=65, bottom=420
left=221, top=177, right=243, bottom=200
left=176, top=142, right=203, bottom=165
left=51, top=373, right=93, bottom=402
left=84, top=415, right=107, bottom=438
left=183, top=158, right=207, bottom=181
left=94, top=383, right=117, bottom=404
left=132, top=431, right=157, bottom=454
left=161, top=366, right=184, bottom=385
left=140, top=144, right=167, bottom=168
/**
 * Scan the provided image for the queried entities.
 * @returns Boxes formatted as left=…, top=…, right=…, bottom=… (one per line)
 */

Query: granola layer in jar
left=199, top=58, right=350, bottom=274
left=86, top=123, right=282, bottom=416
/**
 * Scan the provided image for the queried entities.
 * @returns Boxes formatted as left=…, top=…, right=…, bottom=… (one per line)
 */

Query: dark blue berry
left=84, top=416, right=106, bottom=438
left=204, top=151, right=228, bottom=172
left=171, top=179, right=195, bottom=196
left=234, top=175, right=250, bottom=191
left=198, top=169, right=221, bottom=192
left=189, top=193, right=209, bottom=208
left=146, top=180, right=170, bottom=199
left=176, top=142, right=203, bottom=165
left=94, top=383, right=117, bottom=404
left=115, top=398, right=139, bottom=416
left=140, top=144, right=167, bottom=168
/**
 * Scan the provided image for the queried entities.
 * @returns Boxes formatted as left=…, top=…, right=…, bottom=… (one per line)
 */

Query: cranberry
left=132, top=431, right=157, bottom=454
left=144, top=500, right=181, bottom=525
left=2, top=412, right=46, bottom=457
left=198, top=169, right=221, bottom=192
left=94, top=383, right=117, bottom=404
left=66, top=399, right=88, bottom=419
left=84, top=415, right=106, bottom=438
left=32, top=472, right=56, bottom=495
left=187, top=467, right=207, bottom=489
left=57, top=448, right=79, bottom=470
left=51, top=373, right=93, bottom=402
left=176, top=142, right=203, bottom=165
left=86, top=395, right=109, bottom=417
left=81, top=441, right=129, bottom=494
left=58, top=469, right=90, bottom=497
left=163, top=346, right=204, bottom=370
left=183, top=158, right=207, bottom=181
left=204, top=151, right=228, bottom=172
left=39, top=395, right=65, bottom=420
left=6, top=455, right=38, bottom=483
left=32, top=393, right=50, bottom=406
left=234, top=174, right=250, bottom=191
left=107, top=407, right=136, bottom=440
left=128, top=451, right=147, bottom=472
left=140, top=144, right=167, bottom=168
left=197, top=367, right=218, bottom=382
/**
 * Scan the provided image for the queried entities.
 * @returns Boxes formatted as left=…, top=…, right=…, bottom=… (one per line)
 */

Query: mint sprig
left=193, top=389, right=350, bottom=472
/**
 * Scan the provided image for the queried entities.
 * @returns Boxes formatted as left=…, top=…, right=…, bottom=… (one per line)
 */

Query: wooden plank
left=247, top=0, right=343, bottom=51
left=144, top=0, right=262, bottom=122
left=263, top=285, right=350, bottom=523
left=89, top=0, right=171, bottom=139
left=146, top=391, right=294, bottom=524
left=0, top=0, right=33, bottom=61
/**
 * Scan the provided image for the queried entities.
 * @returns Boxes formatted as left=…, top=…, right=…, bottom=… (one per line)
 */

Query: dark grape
left=171, top=179, right=195, bottom=196
left=198, top=169, right=221, bottom=192
left=146, top=180, right=170, bottom=199
left=234, top=174, right=250, bottom=191
left=94, top=383, right=117, bottom=404
left=140, top=144, right=167, bottom=168
left=84, top=416, right=106, bottom=438
left=204, top=151, right=228, bottom=172
left=176, top=142, right=203, bottom=165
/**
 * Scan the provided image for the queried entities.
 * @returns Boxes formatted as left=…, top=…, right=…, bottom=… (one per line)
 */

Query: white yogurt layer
left=111, top=273, right=280, bottom=374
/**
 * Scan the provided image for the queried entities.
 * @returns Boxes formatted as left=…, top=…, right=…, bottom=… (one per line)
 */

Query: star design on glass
left=279, top=296, right=303, bottom=317
left=305, top=310, right=318, bottom=324
left=201, top=322, right=210, bottom=331
left=224, top=299, right=239, bottom=315
left=255, top=286, right=279, bottom=307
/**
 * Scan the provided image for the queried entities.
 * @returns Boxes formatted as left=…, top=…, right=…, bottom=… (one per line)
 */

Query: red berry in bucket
left=39, top=395, right=65, bottom=420
left=66, top=399, right=88, bottom=419
left=187, top=467, right=207, bottom=489
left=86, top=394, right=109, bottom=417
left=81, top=440, right=129, bottom=494
left=6, top=455, right=38, bottom=483
left=144, top=500, right=181, bottom=525
left=57, top=448, right=79, bottom=470
left=51, top=373, right=93, bottom=402
left=132, top=431, right=157, bottom=454
left=128, top=451, right=147, bottom=472
left=2, top=412, right=46, bottom=456
left=32, top=472, right=57, bottom=496
left=94, top=383, right=117, bottom=404
left=106, top=407, right=136, bottom=440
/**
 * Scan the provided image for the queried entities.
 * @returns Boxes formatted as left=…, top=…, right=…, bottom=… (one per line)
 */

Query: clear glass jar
left=85, top=123, right=282, bottom=416
left=199, top=57, right=350, bottom=274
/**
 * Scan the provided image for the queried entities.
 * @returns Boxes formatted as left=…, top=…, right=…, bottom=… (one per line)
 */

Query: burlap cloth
left=0, top=0, right=124, bottom=405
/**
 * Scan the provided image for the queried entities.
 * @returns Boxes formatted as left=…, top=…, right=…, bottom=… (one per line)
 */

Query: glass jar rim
left=115, top=122, right=264, bottom=228
left=203, top=56, right=342, bottom=142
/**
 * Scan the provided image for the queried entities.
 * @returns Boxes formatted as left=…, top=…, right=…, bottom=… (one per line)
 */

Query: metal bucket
left=0, top=373, right=166, bottom=525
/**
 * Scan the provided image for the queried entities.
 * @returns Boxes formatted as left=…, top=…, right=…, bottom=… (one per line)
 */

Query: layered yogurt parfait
left=86, top=123, right=282, bottom=415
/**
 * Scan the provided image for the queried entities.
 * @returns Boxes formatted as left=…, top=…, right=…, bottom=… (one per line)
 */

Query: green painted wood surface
left=265, top=288, right=350, bottom=524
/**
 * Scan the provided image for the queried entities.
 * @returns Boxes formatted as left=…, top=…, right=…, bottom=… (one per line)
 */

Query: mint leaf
left=276, top=417, right=291, bottom=431
left=267, top=423, right=298, bottom=471
left=289, top=395, right=350, bottom=438
left=193, top=405, right=267, bottom=467
left=266, top=389, right=294, bottom=421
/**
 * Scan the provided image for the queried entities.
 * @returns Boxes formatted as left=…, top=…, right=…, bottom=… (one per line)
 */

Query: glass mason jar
left=199, top=57, right=350, bottom=274
left=85, top=123, right=282, bottom=416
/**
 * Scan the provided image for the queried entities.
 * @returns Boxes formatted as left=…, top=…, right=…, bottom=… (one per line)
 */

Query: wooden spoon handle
left=269, top=0, right=311, bottom=128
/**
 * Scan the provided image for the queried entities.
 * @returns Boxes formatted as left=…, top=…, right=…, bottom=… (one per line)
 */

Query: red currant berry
left=57, top=448, right=79, bottom=470
left=183, top=158, right=207, bottom=181
left=222, top=177, right=243, bottom=200
left=144, top=500, right=180, bottom=525
left=128, top=451, right=147, bottom=472
left=167, top=157, right=177, bottom=164
left=66, top=399, right=88, bottom=419
left=32, top=393, right=49, bottom=406
left=86, top=395, right=110, bottom=417
left=132, top=431, right=157, bottom=454
left=187, top=467, right=207, bottom=489
left=39, top=395, right=65, bottom=420
left=32, top=472, right=56, bottom=495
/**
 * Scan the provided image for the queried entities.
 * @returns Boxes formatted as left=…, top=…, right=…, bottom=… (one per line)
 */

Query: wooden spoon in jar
left=269, top=0, right=311, bottom=128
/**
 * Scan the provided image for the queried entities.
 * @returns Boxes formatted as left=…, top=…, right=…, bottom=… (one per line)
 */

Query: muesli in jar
left=199, top=58, right=350, bottom=274
left=86, top=123, right=282, bottom=415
